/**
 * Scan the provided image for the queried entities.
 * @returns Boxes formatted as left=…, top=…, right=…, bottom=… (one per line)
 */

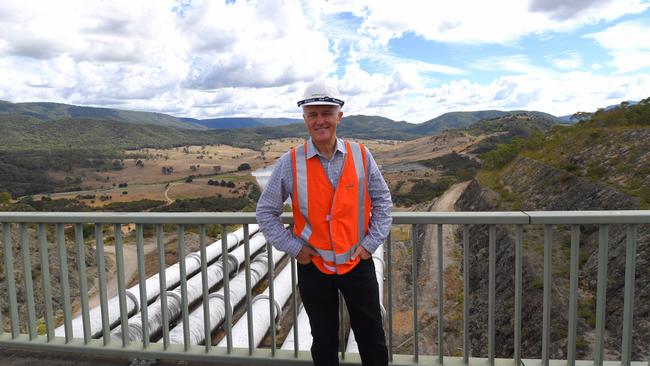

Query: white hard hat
left=297, top=80, right=345, bottom=108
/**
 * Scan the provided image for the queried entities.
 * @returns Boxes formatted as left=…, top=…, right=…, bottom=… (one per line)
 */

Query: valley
left=0, top=99, right=648, bottom=360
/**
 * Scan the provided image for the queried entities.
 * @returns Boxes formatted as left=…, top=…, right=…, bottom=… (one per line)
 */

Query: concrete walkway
left=0, top=347, right=251, bottom=366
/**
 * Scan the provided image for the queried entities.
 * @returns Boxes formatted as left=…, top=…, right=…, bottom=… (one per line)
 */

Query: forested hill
left=250, top=114, right=421, bottom=140
left=0, top=100, right=204, bottom=130
left=478, top=96, right=650, bottom=208
left=408, top=110, right=565, bottom=135
left=0, top=115, right=264, bottom=151
left=182, top=117, right=302, bottom=129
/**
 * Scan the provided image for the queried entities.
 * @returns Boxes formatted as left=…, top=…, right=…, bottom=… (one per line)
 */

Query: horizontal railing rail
left=0, top=211, right=648, bottom=365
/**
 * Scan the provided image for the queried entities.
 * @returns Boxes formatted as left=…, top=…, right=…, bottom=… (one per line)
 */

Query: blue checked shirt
left=256, top=138, right=393, bottom=258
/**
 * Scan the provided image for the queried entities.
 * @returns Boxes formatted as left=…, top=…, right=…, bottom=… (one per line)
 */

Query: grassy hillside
left=477, top=97, right=650, bottom=207
left=251, top=114, right=420, bottom=140
left=0, top=115, right=264, bottom=152
left=409, top=110, right=563, bottom=135
left=0, top=115, right=267, bottom=196
left=0, top=100, right=204, bottom=130
left=407, top=110, right=507, bottom=134
left=182, top=117, right=302, bottom=129
left=466, top=112, right=562, bottom=154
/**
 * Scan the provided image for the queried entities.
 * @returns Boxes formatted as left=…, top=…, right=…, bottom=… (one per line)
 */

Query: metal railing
left=0, top=211, right=648, bottom=365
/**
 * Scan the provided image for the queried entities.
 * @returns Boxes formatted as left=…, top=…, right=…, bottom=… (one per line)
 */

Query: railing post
left=386, top=231, right=394, bottom=363
left=95, top=223, right=110, bottom=345
left=621, top=224, right=637, bottom=366
left=199, top=224, right=210, bottom=352
left=488, top=224, right=496, bottom=366
left=542, top=225, right=552, bottom=366
left=56, top=223, right=73, bottom=343
left=156, top=224, right=170, bottom=349
left=221, top=224, right=233, bottom=353
left=594, top=225, right=609, bottom=366
left=462, top=224, right=469, bottom=364
left=20, top=223, right=37, bottom=340
left=114, top=224, right=129, bottom=348
left=135, top=224, right=149, bottom=348
left=412, top=224, right=419, bottom=363
left=3, top=223, right=20, bottom=338
left=567, top=225, right=580, bottom=366
left=290, top=256, right=299, bottom=358
left=437, top=224, right=444, bottom=364
left=178, top=224, right=190, bottom=351
left=75, top=223, right=91, bottom=343
left=514, top=224, right=523, bottom=366
left=267, top=237, right=277, bottom=356
left=243, top=224, right=254, bottom=355
left=37, top=223, right=55, bottom=341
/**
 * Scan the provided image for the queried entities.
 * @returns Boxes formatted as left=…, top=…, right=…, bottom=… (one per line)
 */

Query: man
left=255, top=79, right=392, bottom=366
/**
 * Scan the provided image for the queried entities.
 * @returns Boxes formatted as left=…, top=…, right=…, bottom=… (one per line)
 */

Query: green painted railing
left=0, top=211, right=648, bottom=365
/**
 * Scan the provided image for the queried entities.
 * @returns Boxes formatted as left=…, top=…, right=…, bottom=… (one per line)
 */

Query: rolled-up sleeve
left=255, top=152, right=305, bottom=258
left=360, top=148, right=393, bottom=253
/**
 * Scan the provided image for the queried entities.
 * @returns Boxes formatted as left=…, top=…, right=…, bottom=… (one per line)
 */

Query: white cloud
left=545, top=51, right=584, bottom=70
left=472, top=55, right=551, bottom=75
left=0, top=0, right=649, bottom=123
left=587, top=19, right=650, bottom=73
left=352, top=0, right=650, bottom=45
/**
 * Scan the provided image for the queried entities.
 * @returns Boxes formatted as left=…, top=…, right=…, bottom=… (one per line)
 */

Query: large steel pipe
left=217, top=259, right=296, bottom=348
left=55, top=225, right=258, bottom=339
left=110, top=232, right=267, bottom=342
left=280, top=306, right=312, bottom=351
left=168, top=247, right=285, bottom=344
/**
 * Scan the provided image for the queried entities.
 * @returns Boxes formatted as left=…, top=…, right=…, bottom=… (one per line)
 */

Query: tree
left=237, top=163, right=251, bottom=171
left=0, top=191, right=12, bottom=204
left=570, top=111, right=593, bottom=123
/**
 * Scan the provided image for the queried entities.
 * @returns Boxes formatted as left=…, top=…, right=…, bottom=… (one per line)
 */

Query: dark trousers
left=298, top=258, right=388, bottom=366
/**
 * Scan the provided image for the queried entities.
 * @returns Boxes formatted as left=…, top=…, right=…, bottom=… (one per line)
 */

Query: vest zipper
left=327, top=144, right=348, bottom=275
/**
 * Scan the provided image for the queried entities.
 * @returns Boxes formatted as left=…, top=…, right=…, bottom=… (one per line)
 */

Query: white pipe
left=280, top=306, right=312, bottom=351
left=346, top=245, right=385, bottom=353
left=217, top=260, right=296, bottom=348
left=56, top=224, right=258, bottom=339
left=110, top=232, right=267, bottom=342
left=169, top=247, right=286, bottom=344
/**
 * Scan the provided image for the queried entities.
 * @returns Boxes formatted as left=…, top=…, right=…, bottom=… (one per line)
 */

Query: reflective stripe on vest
left=291, top=140, right=370, bottom=274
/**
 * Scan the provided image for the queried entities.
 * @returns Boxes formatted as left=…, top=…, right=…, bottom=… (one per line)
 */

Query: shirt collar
left=306, top=137, right=346, bottom=159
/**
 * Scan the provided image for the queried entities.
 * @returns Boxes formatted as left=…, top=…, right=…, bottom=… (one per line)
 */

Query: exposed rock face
left=501, top=157, right=638, bottom=211
left=0, top=225, right=98, bottom=334
left=456, top=157, right=649, bottom=361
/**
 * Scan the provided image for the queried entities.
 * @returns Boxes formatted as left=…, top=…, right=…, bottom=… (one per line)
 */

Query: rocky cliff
left=457, top=156, right=649, bottom=360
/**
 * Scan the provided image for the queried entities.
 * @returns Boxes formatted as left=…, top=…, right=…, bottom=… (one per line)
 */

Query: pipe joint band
left=226, top=254, right=240, bottom=275
left=208, top=292, right=234, bottom=309
left=252, top=294, right=282, bottom=322
left=125, top=291, right=140, bottom=313
left=167, top=291, right=182, bottom=303
left=186, top=252, right=202, bottom=266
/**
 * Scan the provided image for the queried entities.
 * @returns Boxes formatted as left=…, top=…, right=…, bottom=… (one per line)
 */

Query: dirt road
left=419, top=181, right=469, bottom=354
left=392, top=181, right=469, bottom=356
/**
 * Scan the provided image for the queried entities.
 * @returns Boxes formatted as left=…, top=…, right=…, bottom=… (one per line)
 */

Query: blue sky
left=0, top=0, right=649, bottom=123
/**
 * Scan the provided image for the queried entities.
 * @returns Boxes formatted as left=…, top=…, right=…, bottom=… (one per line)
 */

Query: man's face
left=303, top=105, right=343, bottom=146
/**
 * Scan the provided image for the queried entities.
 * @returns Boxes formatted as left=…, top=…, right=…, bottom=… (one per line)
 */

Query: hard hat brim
left=297, top=96, right=344, bottom=108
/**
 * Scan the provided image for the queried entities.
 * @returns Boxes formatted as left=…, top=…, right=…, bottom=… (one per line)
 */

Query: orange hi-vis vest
left=291, top=140, right=371, bottom=275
